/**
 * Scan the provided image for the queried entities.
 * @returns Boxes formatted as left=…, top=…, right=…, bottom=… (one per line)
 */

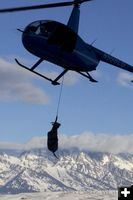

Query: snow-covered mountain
left=0, top=191, right=118, bottom=200
left=0, top=148, right=133, bottom=194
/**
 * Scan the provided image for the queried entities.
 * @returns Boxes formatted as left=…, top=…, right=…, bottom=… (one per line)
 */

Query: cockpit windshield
left=25, top=20, right=57, bottom=38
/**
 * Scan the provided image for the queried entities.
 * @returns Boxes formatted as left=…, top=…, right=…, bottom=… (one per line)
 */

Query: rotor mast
left=67, top=1, right=80, bottom=34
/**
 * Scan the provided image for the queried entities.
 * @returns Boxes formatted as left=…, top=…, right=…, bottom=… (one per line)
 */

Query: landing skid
left=78, top=71, right=98, bottom=83
left=15, top=58, right=68, bottom=86
left=15, top=58, right=97, bottom=85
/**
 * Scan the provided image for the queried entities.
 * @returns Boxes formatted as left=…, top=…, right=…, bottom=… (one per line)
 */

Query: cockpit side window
left=24, top=21, right=38, bottom=33
left=25, top=25, right=38, bottom=34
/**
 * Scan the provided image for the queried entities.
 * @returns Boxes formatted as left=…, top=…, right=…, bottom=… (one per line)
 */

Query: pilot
left=40, top=23, right=50, bottom=37
left=40, top=24, right=46, bottom=35
left=47, top=120, right=61, bottom=158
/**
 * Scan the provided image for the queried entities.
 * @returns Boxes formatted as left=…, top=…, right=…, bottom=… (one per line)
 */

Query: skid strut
left=15, top=58, right=60, bottom=85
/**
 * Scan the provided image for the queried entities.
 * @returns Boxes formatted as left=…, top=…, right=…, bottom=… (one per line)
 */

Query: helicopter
left=0, top=0, right=133, bottom=85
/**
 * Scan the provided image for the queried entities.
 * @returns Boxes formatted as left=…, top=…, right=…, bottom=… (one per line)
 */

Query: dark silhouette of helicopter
left=0, top=0, right=133, bottom=85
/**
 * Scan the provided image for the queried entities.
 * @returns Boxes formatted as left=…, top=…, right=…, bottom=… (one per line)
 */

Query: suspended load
left=47, top=117, right=61, bottom=158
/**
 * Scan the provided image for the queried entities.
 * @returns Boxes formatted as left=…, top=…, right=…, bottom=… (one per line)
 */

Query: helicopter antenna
left=110, top=48, right=115, bottom=55
left=0, top=0, right=93, bottom=13
left=17, top=29, right=24, bottom=33
left=91, top=38, right=97, bottom=46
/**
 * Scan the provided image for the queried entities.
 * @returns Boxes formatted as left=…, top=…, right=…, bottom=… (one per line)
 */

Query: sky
left=0, top=0, right=133, bottom=146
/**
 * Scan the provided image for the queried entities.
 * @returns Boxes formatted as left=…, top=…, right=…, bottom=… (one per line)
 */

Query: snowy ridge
left=0, top=191, right=118, bottom=200
left=0, top=148, right=133, bottom=194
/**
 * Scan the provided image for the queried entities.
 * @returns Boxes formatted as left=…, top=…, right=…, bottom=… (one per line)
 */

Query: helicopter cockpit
left=24, top=20, right=57, bottom=38
left=24, top=20, right=77, bottom=52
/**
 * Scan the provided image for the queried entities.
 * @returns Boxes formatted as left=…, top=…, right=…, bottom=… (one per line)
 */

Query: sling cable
left=47, top=76, right=64, bottom=158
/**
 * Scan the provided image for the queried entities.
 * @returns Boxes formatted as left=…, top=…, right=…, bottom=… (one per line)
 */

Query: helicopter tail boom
left=101, top=52, right=133, bottom=73
left=91, top=46, right=133, bottom=73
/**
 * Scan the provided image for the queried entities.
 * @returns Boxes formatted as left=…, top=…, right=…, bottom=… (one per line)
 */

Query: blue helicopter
left=0, top=0, right=133, bottom=85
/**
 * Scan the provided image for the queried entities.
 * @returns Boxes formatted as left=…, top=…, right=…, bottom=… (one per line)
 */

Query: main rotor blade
left=0, top=1, right=74, bottom=13
left=77, top=0, right=93, bottom=3
left=0, top=0, right=93, bottom=13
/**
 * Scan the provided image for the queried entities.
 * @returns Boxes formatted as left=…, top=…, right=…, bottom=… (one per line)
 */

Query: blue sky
left=0, top=0, right=133, bottom=143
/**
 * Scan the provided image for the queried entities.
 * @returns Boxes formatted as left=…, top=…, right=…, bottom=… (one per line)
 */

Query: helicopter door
left=48, top=23, right=77, bottom=52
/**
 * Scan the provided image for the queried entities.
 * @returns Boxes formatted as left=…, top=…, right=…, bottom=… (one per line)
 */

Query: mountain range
left=0, top=147, right=133, bottom=194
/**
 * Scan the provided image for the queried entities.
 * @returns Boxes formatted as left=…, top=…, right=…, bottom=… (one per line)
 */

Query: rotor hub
left=74, top=0, right=88, bottom=6
left=74, top=0, right=80, bottom=7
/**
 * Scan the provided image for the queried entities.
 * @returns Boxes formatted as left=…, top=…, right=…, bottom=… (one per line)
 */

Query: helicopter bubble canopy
left=24, top=20, right=57, bottom=38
